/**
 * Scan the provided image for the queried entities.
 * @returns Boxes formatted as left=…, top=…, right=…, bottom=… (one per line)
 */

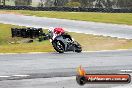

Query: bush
left=65, top=2, right=81, bottom=7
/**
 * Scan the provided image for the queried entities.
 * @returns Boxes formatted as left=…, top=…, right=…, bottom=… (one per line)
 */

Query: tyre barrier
left=0, top=5, right=132, bottom=13
left=11, top=28, right=44, bottom=39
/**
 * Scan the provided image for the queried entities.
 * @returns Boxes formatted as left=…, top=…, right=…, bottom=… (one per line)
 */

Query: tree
left=65, top=0, right=81, bottom=7
left=44, top=0, right=68, bottom=7
left=54, top=0, right=60, bottom=6
left=71, top=0, right=79, bottom=2
left=101, top=0, right=114, bottom=8
left=92, top=0, right=116, bottom=8
left=3, top=0, right=5, bottom=5
left=0, top=0, right=1, bottom=5
left=38, top=0, right=45, bottom=7
left=15, top=0, right=32, bottom=6
left=0, top=0, right=6, bottom=6
left=116, top=0, right=132, bottom=8
left=126, top=0, right=132, bottom=8
left=66, top=1, right=81, bottom=7
left=44, top=0, right=54, bottom=7
left=95, top=0, right=103, bottom=8
left=0, top=0, right=11, bottom=6
left=79, top=0, right=95, bottom=7
left=54, top=0, right=68, bottom=6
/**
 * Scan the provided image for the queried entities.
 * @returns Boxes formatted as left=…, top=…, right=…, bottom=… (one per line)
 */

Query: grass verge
left=0, top=10, right=132, bottom=25
left=0, top=23, right=54, bottom=53
left=0, top=23, right=132, bottom=53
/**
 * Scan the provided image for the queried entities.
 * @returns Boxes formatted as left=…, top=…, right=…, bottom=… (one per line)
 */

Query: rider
left=48, top=27, right=65, bottom=40
left=48, top=27, right=73, bottom=43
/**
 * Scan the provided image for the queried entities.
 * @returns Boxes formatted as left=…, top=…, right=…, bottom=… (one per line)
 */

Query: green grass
left=0, top=23, right=54, bottom=53
left=69, top=32, right=132, bottom=51
left=0, top=23, right=132, bottom=53
left=0, top=10, right=132, bottom=25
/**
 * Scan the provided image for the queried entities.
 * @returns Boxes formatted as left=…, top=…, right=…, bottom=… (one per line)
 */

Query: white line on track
left=83, top=49, right=132, bottom=53
left=120, top=70, right=132, bottom=72
left=0, top=76, right=10, bottom=78
left=111, top=85, right=132, bottom=88
left=12, top=75, right=30, bottom=77
left=0, top=49, right=132, bottom=55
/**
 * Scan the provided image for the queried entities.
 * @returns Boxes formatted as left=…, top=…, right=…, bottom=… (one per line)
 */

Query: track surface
left=0, top=13, right=132, bottom=87
left=0, top=14, right=132, bottom=39
left=0, top=50, right=132, bottom=88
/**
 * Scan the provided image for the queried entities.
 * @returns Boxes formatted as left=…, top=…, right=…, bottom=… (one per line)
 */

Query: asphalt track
left=0, top=50, right=132, bottom=88
left=0, top=13, right=132, bottom=39
left=0, top=13, right=132, bottom=87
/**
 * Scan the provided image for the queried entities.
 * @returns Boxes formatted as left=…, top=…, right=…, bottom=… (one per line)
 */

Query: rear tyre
left=52, top=40, right=65, bottom=53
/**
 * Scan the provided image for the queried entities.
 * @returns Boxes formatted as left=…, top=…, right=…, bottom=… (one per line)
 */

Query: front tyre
left=74, top=41, right=82, bottom=53
left=52, top=40, right=65, bottom=53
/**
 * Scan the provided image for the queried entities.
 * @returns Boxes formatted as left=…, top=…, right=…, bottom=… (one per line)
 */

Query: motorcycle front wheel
left=52, top=40, right=65, bottom=53
left=74, top=41, right=82, bottom=53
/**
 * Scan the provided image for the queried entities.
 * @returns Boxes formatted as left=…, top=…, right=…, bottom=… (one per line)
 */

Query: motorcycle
left=49, top=33, right=82, bottom=53
left=11, top=27, right=82, bottom=53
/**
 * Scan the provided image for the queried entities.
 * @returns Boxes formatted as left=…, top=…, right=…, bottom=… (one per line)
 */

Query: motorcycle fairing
left=52, top=35, right=73, bottom=51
